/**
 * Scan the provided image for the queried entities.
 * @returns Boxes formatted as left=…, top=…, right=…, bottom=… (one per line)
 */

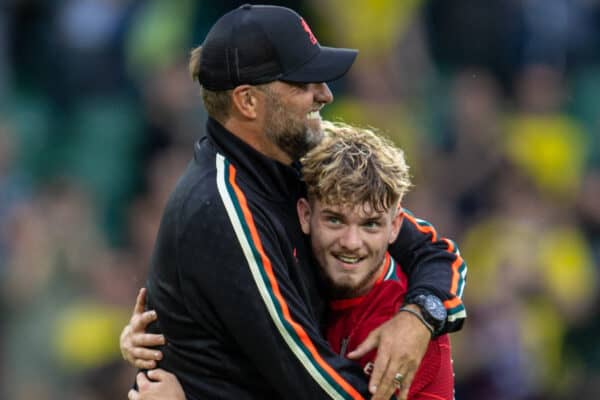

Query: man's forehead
left=316, top=201, right=390, bottom=218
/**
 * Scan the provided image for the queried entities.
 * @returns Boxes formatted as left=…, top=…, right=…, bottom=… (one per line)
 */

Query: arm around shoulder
left=390, top=209, right=468, bottom=334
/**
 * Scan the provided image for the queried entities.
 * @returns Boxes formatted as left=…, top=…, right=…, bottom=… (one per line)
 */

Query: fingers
left=140, top=369, right=186, bottom=400
left=396, top=370, right=415, bottom=400
left=347, top=326, right=390, bottom=396
left=128, top=389, right=139, bottom=400
left=131, top=346, right=163, bottom=369
left=134, top=358, right=157, bottom=370
left=369, top=342, right=393, bottom=398
left=370, top=342, right=419, bottom=400
left=136, top=371, right=151, bottom=390
left=121, top=322, right=164, bottom=361
left=372, top=360, right=413, bottom=400
left=347, top=328, right=379, bottom=360
left=120, top=324, right=133, bottom=360
left=133, top=288, right=147, bottom=315
left=366, top=321, right=411, bottom=400
left=121, top=313, right=165, bottom=369
left=132, top=331, right=165, bottom=347
left=131, top=347, right=163, bottom=361
left=131, top=310, right=159, bottom=332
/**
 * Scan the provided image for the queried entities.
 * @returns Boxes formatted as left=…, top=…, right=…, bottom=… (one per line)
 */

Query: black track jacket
left=145, top=118, right=467, bottom=399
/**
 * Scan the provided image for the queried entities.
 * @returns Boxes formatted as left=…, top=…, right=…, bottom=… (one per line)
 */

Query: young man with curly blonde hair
left=298, top=122, right=454, bottom=399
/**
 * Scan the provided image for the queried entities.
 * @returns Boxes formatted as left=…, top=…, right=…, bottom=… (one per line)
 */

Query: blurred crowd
left=1, top=0, right=599, bottom=399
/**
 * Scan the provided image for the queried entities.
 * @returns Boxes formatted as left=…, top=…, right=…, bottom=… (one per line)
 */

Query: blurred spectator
left=2, top=181, right=131, bottom=399
left=0, top=5, right=11, bottom=106
left=423, top=0, right=522, bottom=89
left=505, top=64, right=588, bottom=199
left=313, top=0, right=430, bottom=102
left=413, top=68, right=506, bottom=236
left=0, top=121, right=32, bottom=276
left=454, top=168, right=597, bottom=399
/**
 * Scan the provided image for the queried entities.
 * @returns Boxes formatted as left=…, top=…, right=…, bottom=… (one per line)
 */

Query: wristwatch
left=407, top=294, right=447, bottom=336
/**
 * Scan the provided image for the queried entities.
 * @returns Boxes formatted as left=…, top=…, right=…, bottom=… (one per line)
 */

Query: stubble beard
left=263, top=93, right=323, bottom=161
left=323, top=257, right=385, bottom=300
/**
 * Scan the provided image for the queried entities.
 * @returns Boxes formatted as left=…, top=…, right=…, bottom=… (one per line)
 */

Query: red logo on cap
left=300, top=18, right=317, bottom=45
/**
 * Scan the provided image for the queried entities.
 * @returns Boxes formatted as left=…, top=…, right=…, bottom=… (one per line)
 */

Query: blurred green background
left=1, top=0, right=599, bottom=399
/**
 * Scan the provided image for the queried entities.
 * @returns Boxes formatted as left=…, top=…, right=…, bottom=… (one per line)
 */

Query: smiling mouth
left=335, top=254, right=364, bottom=264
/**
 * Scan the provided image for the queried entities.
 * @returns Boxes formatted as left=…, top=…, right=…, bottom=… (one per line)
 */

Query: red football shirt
left=326, top=253, right=454, bottom=399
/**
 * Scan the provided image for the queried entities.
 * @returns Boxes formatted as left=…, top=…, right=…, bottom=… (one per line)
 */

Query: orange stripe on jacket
left=374, top=253, right=392, bottom=286
left=403, top=213, right=438, bottom=242
left=443, top=296, right=462, bottom=309
left=442, top=238, right=463, bottom=296
left=403, top=213, right=464, bottom=302
left=228, top=165, right=364, bottom=400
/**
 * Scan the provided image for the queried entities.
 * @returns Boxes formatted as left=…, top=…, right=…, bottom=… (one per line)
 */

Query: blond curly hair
left=301, top=121, right=412, bottom=212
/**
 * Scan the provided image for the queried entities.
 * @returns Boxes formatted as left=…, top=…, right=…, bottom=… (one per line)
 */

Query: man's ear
left=231, top=85, right=259, bottom=119
left=296, top=198, right=312, bottom=235
left=388, top=206, right=404, bottom=244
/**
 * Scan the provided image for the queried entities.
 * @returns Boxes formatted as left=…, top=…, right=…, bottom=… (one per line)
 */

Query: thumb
left=347, top=329, right=379, bottom=359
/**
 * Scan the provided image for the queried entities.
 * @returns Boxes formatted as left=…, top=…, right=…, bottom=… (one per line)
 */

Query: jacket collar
left=203, top=117, right=305, bottom=202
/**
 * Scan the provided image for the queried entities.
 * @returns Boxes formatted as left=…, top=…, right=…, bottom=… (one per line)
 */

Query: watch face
left=424, top=295, right=447, bottom=321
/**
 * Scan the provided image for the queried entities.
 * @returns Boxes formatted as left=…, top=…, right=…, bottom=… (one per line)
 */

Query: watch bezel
left=412, top=294, right=447, bottom=333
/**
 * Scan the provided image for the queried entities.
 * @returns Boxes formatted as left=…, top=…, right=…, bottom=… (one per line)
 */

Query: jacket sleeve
left=177, top=189, right=369, bottom=399
left=388, top=208, right=468, bottom=333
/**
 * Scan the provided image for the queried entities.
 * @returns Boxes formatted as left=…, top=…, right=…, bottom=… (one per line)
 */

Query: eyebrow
left=319, top=208, right=386, bottom=221
left=320, top=208, right=343, bottom=215
left=319, top=209, right=345, bottom=219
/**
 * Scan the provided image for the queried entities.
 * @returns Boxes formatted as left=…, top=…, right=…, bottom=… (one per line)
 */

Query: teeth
left=337, top=255, right=360, bottom=264
left=307, top=111, right=321, bottom=120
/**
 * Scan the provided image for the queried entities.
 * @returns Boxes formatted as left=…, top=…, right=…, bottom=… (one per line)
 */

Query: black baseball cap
left=197, top=4, right=358, bottom=90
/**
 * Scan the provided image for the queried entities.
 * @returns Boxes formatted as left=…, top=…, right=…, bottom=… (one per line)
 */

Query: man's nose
left=312, top=82, right=333, bottom=104
left=339, top=226, right=362, bottom=251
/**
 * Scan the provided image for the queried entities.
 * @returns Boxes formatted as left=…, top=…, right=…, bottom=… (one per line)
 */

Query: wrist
left=398, top=305, right=434, bottom=337
left=403, top=294, right=447, bottom=337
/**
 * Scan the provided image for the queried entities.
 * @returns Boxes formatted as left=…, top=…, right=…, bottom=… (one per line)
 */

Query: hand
left=128, top=369, right=186, bottom=400
left=347, top=305, right=430, bottom=400
left=120, top=288, right=166, bottom=369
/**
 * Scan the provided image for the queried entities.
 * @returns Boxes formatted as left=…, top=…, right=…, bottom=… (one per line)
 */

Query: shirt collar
left=203, top=117, right=305, bottom=202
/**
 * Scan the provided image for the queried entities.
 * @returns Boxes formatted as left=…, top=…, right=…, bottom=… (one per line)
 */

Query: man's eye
left=327, top=216, right=341, bottom=224
left=289, top=82, right=309, bottom=90
left=364, top=221, right=380, bottom=229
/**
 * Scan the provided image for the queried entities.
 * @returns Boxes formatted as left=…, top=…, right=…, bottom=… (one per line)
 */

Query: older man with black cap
left=123, top=4, right=466, bottom=400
